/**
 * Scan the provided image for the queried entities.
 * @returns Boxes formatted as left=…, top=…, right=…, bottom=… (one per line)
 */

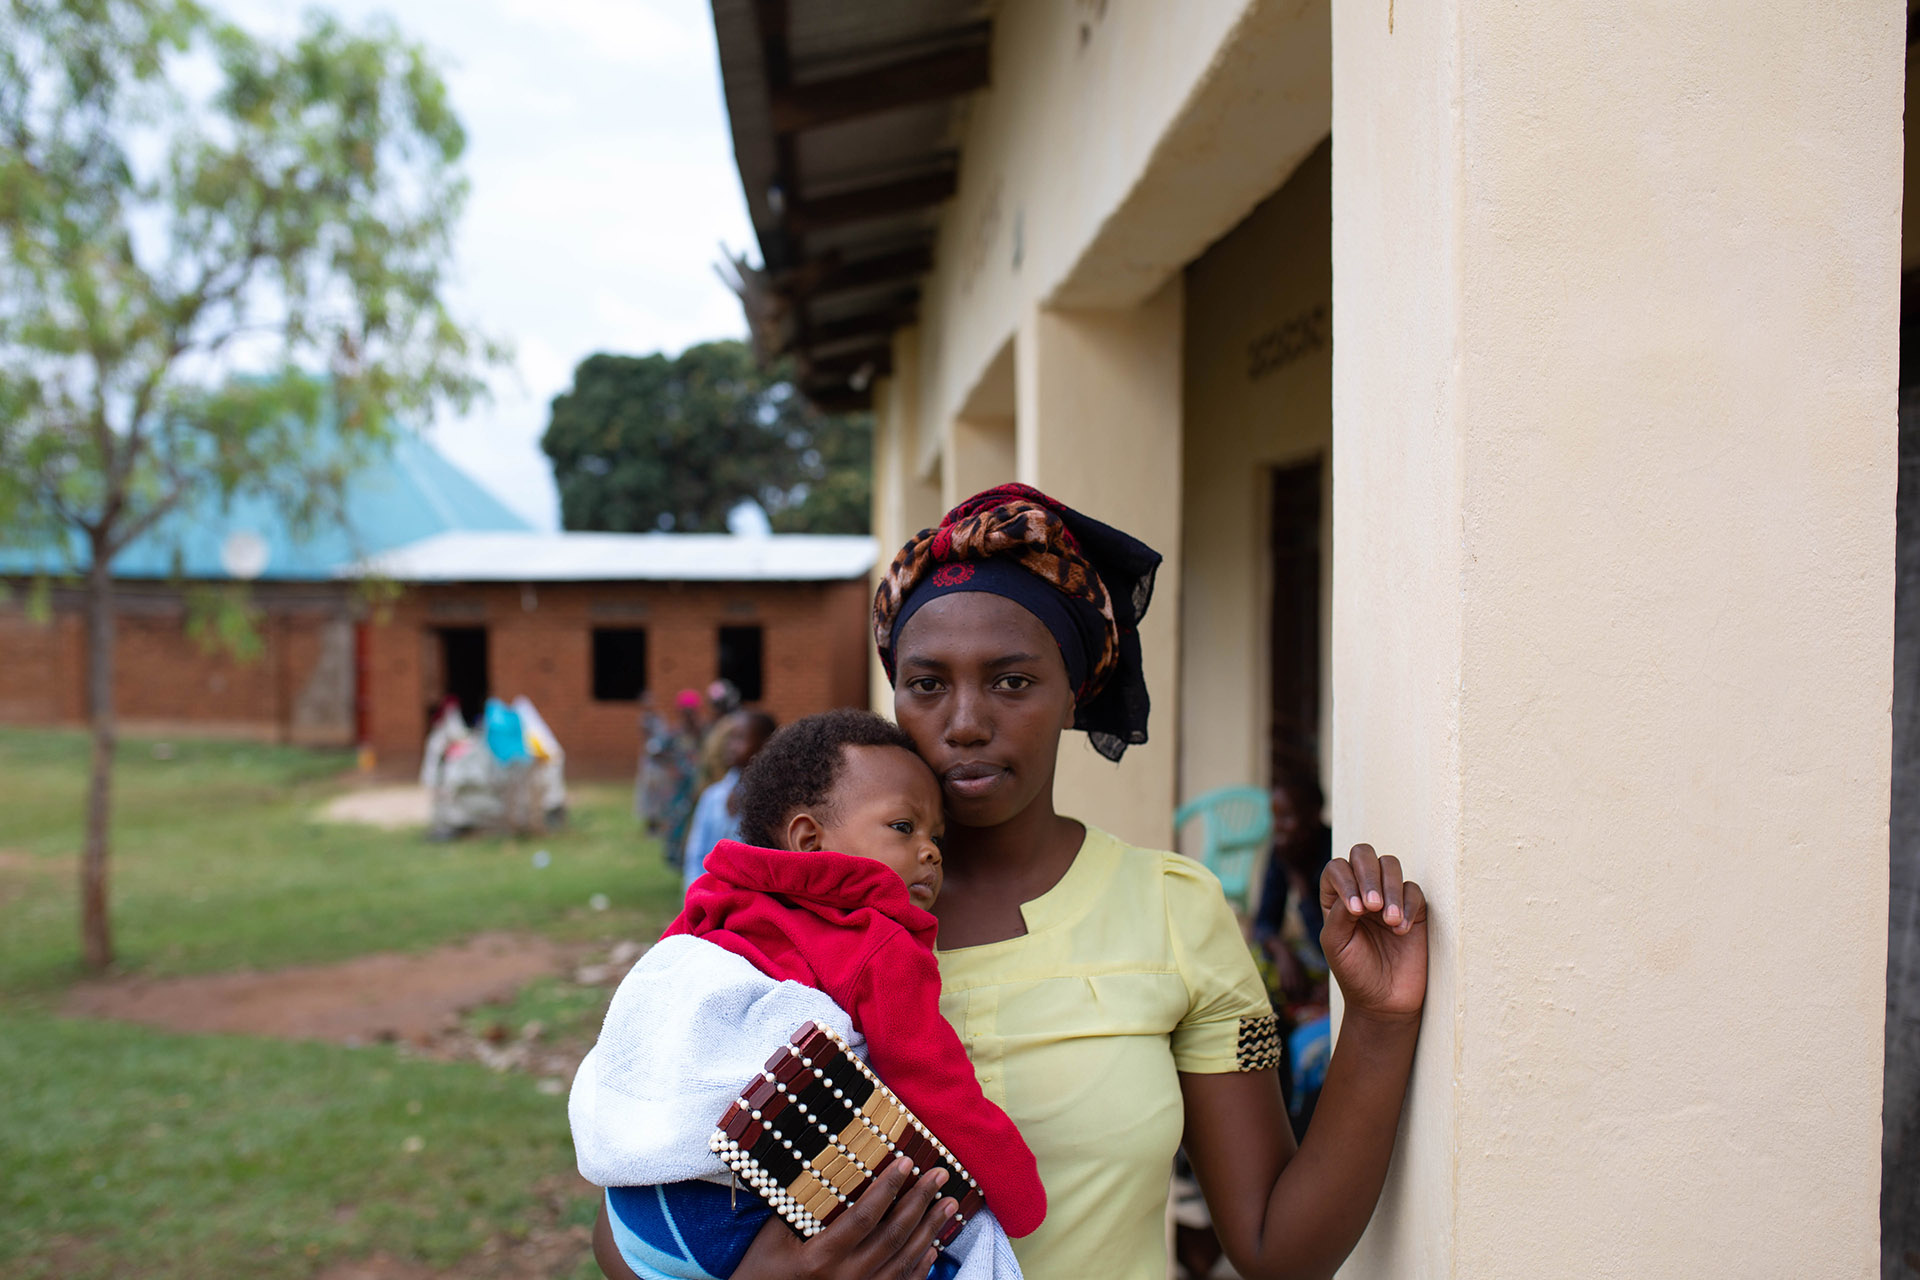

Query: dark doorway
left=1886, top=270, right=1920, bottom=1279
left=1268, top=460, right=1322, bottom=786
left=718, top=625, right=764, bottom=702
left=438, top=627, right=489, bottom=725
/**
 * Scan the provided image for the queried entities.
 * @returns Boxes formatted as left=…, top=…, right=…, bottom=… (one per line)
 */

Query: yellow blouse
left=935, top=824, right=1278, bottom=1280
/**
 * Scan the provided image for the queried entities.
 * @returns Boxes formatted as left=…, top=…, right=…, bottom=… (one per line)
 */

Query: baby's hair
left=736, top=708, right=920, bottom=849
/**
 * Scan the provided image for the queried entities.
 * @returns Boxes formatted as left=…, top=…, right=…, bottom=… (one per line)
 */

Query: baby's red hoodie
left=663, top=839, right=1046, bottom=1238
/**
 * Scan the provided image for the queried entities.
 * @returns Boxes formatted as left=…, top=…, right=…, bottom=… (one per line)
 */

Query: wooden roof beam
left=781, top=244, right=934, bottom=299
left=804, top=385, right=875, bottom=414
left=802, top=302, right=918, bottom=351
left=771, top=31, right=991, bottom=134
left=804, top=344, right=893, bottom=383
left=790, top=165, right=958, bottom=233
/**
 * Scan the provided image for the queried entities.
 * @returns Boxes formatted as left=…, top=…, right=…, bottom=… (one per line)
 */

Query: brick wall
left=1, top=575, right=875, bottom=777
left=0, top=607, right=84, bottom=725
left=363, top=577, right=874, bottom=778
left=0, top=581, right=356, bottom=744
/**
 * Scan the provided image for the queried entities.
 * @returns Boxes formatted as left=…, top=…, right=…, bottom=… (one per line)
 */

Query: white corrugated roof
left=348, top=530, right=879, bottom=583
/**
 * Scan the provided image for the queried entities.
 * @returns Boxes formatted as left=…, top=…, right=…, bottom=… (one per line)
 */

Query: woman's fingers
left=1399, top=879, right=1427, bottom=934
left=876, top=1189, right=954, bottom=1279
left=808, top=1157, right=912, bottom=1258
left=846, top=1157, right=919, bottom=1233
left=859, top=1158, right=953, bottom=1275
left=1349, top=843, right=1383, bottom=913
left=732, top=1158, right=954, bottom=1279
left=1323, top=846, right=1427, bottom=934
left=1321, top=856, right=1360, bottom=918
left=1380, top=855, right=1405, bottom=927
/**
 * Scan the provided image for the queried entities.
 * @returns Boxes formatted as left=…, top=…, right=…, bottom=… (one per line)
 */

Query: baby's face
left=812, top=745, right=946, bottom=910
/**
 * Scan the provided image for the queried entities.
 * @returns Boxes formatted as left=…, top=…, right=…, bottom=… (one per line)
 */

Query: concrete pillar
left=1330, top=5, right=1900, bottom=1277
left=1015, top=279, right=1183, bottom=849
left=870, top=330, right=945, bottom=717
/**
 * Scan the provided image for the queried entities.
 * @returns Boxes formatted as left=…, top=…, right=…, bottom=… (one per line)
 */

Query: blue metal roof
left=0, top=432, right=531, bottom=582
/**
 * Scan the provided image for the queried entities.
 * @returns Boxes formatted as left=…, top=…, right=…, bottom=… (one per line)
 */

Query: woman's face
left=891, top=591, right=1078, bottom=831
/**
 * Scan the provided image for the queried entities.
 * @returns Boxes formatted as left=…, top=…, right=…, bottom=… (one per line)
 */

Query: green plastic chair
left=1174, top=785, right=1273, bottom=912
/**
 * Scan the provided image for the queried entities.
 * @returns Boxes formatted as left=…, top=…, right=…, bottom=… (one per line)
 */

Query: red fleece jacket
left=663, top=840, right=1045, bottom=1238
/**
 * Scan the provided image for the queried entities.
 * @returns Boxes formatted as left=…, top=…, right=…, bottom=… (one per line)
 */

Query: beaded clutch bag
left=709, top=1019, right=985, bottom=1247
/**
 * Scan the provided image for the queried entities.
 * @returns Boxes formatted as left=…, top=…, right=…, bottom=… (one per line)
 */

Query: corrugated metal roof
left=0, top=433, right=532, bottom=582
left=353, top=530, right=878, bottom=583
left=709, top=0, right=992, bottom=410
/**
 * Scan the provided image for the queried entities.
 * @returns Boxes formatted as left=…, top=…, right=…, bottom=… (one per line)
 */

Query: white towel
left=570, top=934, right=862, bottom=1187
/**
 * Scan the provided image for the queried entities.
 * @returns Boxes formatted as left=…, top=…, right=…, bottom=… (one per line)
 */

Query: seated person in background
left=682, top=710, right=777, bottom=894
left=572, top=709, right=1041, bottom=1280
left=1252, top=746, right=1334, bottom=1007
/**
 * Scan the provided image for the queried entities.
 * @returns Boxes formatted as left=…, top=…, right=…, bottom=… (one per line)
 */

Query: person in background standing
left=681, top=711, right=777, bottom=894
left=695, top=680, right=744, bottom=793
left=634, top=694, right=671, bottom=828
left=1253, top=748, right=1335, bottom=1006
left=657, top=690, right=711, bottom=869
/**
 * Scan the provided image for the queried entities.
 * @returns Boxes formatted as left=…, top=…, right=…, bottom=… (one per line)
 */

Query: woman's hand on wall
left=1318, top=843, right=1428, bottom=1022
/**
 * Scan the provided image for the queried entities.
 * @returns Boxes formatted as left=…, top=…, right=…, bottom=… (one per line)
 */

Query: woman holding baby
left=595, top=484, right=1427, bottom=1280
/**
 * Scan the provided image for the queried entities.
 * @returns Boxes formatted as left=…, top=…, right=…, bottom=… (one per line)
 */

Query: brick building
left=0, top=432, right=528, bottom=751
left=0, top=437, right=878, bottom=777
left=356, top=531, right=876, bottom=775
left=0, top=579, right=364, bottom=747
left=0, top=533, right=877, bottom=778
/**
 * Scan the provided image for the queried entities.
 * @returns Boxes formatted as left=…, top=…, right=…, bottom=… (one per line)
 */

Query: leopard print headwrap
left=873, top=483, right=1161, bottom=762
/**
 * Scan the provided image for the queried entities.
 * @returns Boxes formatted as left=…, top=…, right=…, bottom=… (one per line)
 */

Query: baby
left=571, top=709, right=1041, bottom=1280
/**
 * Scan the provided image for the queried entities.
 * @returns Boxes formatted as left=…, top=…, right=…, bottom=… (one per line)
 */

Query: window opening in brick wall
left=717, top=625, right=764, bottom=702
left=437, top=627, right=489, bottom=725
left=592, top=628, right=648, bottom=701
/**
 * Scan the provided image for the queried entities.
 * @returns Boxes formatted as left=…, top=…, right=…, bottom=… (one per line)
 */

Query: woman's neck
left=944, top=789, right=1083, bottom=899
left=934, top=796, right=1083, bottom=949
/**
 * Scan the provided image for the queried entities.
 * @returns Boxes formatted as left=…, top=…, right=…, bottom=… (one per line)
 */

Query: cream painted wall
left=869, top=330, right=944, bottom=719
left=1333, top=3, right=1900, bottom=1276
left=1016, top=281, right=1185, bottom=849
left=910, top=0, right=1331, bottom=470
left=943, top=341, right=1018, bottom=509
left=1180, top=140, right=1334, bottom=811
left=873, top=0, right=1335, bottom=801
left=942, top=416, right=1016, bottom=511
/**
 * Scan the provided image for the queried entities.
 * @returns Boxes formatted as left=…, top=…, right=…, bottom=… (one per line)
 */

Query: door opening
left=1268, top=459, right=1322, bottom=786
left=437, top=627, right=489, bottom=726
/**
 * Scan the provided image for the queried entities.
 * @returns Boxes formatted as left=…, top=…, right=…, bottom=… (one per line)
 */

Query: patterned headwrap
left=873, top=484, right=1161, bottom=761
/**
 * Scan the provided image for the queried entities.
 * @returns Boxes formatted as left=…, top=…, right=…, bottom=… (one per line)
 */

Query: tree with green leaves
left=542, top=341, right=871, bottom=536
left=0, top=0, right=499, bottom=971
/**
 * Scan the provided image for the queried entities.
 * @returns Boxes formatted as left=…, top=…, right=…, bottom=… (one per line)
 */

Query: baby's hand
left=1319, top=844, right=1429, bottom=1022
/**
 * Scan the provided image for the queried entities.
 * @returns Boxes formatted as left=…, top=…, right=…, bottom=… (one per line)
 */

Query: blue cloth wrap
left=606, top=1183, right=961, bottom=1280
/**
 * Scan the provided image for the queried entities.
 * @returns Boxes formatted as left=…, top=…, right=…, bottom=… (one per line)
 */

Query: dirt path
left=63, top=932, right=575, bottom=1044
left=311, top=1170, right=598, bottom=1280
left=318, top=784, right=432, bottom=830
left=314, top=1224, right=593, bottom=1280
left=60, top=930, right=647, bottom=1280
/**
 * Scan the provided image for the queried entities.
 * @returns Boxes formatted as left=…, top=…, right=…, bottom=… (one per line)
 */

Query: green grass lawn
left=0, top=727, right=686, bottom=1280
left=0, top=728, right=681, bottom=995
left=0, top=1013, right=600, bottom=1280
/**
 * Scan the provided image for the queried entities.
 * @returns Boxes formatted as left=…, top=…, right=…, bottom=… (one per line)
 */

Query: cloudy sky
left=226, top=0, right=755, bottom=528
